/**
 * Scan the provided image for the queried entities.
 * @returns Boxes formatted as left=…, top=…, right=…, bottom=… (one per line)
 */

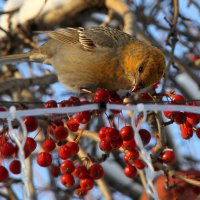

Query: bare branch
left=38, top=0, right=103, bottom=28
left=105, top=0, right=136, bottom=35
left=0, top=73, right=58, bottom=93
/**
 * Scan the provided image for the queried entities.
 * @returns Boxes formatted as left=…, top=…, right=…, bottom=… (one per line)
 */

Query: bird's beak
left=131, top=75, right=140, bottom=92
left=131, top=84, right=138, bottom=92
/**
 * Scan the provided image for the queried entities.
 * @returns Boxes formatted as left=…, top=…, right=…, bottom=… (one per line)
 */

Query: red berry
left=180, top=124, right=193, bottom=139
left=0, top=142, right=15, bottom=157
left=24, top=116, right=38, bottom=132
left=42, top=138, right=56, bottom=152
left=89, top=163, right=104, bottom=179
left=99, top=140, right=112, bottom=152
left=80, top=177, right=94, bottom=190
left=122, top=139, right=136, bottom=151
left=75, top=186, right=88, bottom=196
left=58, top=145, right=71, bottom=160
left=181, top=129, right=193, bottom=139
left=125, top=149, right=140, bottom=163
left=108, top=91, right=122, bottom=114
left=60, top=160, right=75, bottom=174
left=163, top=110, right=172, bottom=119
left=61, top=173, right=75, bottom=187
left=9, top=160, right=21, bottom=174
left=75, top=111, right=91, bottom=124
left=0, top=136, right=8, bottom=145
left=60, top=96, right=80, bottom=107
left=67, top=118, right=80, bottom=132
left=123, top=154, right=129, bottom=163
left=0, top=165, right=9, bottom=181
left=187, top=101, right=198, bottom=106
left=106, top=127, right=120, bottom=142
left=99, top=127, right=120, bottom=142
left=134, top=159, right=145, bottom=169
left=163, top=110, right=180, bottom=119
left=68, top=96, right=81, bottom=106
left=191, top=54, right=199, bottom=62
left=99, top=126, right=108, bottom=140
left=65, top=141, right=79, bottom=155
left=110, top=137, right=123, bottom=149
left=196, top=128, right=200, bottom=139
left=108, top=90, right=121, bottom=103
left=0, top=106, right=6, bottom=112
left=25, top=137, right=37, bottom=152
left=37, top=152, right=52, bottom=167
left=139, top=129, right=151, bottom=145
left=173, top=112, right=186, bottom=124
left=60, top=100, right=71, bottom=107
left=73, top=166, right=89, bottom=179
left=44, top=100, right=57, bottom=108
left=171, top=94, right=185, bottom=104
left=161, top=149, right=175, bottom=164
left=153, top=82, right=159, bottom=89
left=53, top=126, right=68, bottom=141
left=93, top=89, right=110, bottom=103
left=186, top=113, right=199, bottom=125
left=50, top=165, right=60, bottom=177
left=24, top=137, right=37, bottom=158
left=120, top=126, right=134, bottom=141
left=124, top=165, right=137, bottom=178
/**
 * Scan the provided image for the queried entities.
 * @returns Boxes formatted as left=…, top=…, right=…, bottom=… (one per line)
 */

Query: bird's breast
left=44, top=44, right=131, bottom=91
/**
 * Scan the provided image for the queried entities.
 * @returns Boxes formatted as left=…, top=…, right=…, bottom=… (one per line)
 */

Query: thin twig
left=170, top=170, right=200, bottom=187
left=162, top=0, right=179, bottom=92
left=0, top=8, right=19, bottom=15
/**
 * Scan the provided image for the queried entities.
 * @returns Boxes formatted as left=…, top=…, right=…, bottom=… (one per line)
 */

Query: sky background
left=0, top=0, right=200, bottom=199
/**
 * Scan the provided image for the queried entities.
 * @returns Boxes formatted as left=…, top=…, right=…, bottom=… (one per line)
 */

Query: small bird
left=0, top=26, right=166, bottom=92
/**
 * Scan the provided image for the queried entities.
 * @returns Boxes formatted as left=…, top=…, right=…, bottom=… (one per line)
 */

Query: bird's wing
left=83, top=26, right=133, bottom=49
left=36, top=27, right=134, bottom=51
left=36, top=28, right=80, bottom=45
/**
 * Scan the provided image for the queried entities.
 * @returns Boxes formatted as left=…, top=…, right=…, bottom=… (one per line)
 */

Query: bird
left=0, top=26, right=166, bottom=93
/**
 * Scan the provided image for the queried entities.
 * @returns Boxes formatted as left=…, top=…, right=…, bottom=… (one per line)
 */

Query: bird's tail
left=0, top=53, right=31, bottom=64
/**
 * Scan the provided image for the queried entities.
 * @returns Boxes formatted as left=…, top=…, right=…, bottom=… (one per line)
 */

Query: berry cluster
left=0, top=124, right=37, bottom=181
left=99, top=125, right=151, bottom=178
left=61, top=162, right=104, bottom=196
left=0, top=89, right=199, bottom=197
left=163, top=93, right=200, bottom=139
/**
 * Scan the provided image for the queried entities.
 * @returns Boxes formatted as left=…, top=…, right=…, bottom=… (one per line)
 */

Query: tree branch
left=105, top=0, right=136, bottom=35
left=0, top=73, right=58, bottom=93
left=38, top=0, right=103, bottom=28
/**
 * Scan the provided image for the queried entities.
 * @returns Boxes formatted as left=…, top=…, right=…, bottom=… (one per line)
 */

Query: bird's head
left=120, top=42, right=166, bottom=92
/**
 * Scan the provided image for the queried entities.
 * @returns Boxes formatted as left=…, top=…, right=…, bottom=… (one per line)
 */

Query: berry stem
left=75, top=124, right=88, bottom=143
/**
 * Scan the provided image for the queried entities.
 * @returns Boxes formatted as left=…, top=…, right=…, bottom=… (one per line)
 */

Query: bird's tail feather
left=0, top=53, right=30, bottom=64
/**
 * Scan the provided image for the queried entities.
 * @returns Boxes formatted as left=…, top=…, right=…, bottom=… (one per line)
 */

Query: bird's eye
left=138, top=65, right=144, bottom=73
